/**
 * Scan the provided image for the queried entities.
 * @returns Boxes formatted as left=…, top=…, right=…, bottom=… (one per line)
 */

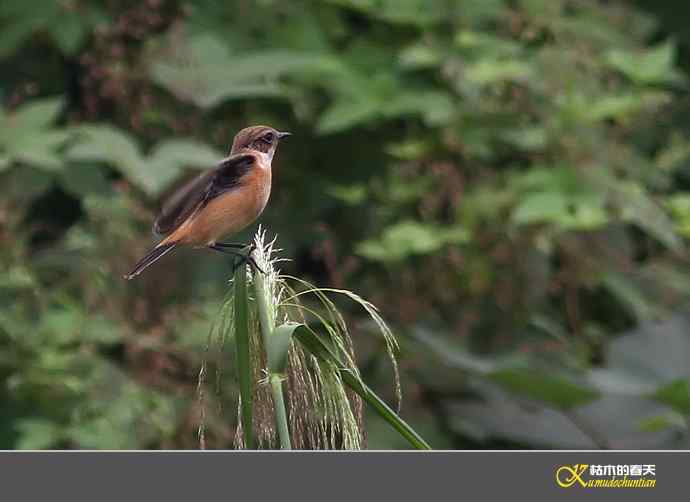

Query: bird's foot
left=215, top=241, right=250, bottom=250
left=210, top=242, right=264, bottom=274
left=231, top=254, right=265, bottom=275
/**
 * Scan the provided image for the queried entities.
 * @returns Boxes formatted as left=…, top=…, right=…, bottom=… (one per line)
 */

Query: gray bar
left=0, top=451, right=679, bottom=501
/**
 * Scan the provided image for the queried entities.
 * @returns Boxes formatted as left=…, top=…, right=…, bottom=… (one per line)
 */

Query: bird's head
left=230, top=125, right=291, bottom=160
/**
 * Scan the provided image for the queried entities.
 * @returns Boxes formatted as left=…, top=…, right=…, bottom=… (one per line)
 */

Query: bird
left=124, top=125, right=290, bottom=280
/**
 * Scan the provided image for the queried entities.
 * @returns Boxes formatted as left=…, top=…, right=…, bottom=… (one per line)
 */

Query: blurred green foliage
left=2, top=0, right=690, bottom=449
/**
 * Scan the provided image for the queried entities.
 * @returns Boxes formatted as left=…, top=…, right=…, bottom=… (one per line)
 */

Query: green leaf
left=385, top=139, right=434, bottom=160
left=654, top=380, right=690, bottom=415
left=453, top=390, right=674, bottom=448
left=68, top=126, right=222, bottom=196
left=59, top=164, right=113, bottom=197
left=410, top=327, right=497, bottom=374
left=317, top=99, right=378, bottom=134
left=66, top=363, right=180, bottom=449
left=556, top=91, right=670, bottom=124
left=149, top=139, right=220, bottom=169
left=638, top=414, right=686, bottom=433
left=382, top=90, right=455, bottom=126
left=399, top=43, right=442, bottom=69
left=586, top=93, right=669, bottom=122
left=587, top=314, right=690, bottom=395
left=8, top=97, right=63, bottom=131
left=0, top=97, right=69, bottom=170
left=465, top=59, right=532, bottom=85
left=316, top=69, right=454, bottom=132
left=512, top=192, right=569, bottom=225
left=666, top=194, right=690, bottom=238
left=613, top=182, right=684, bottom=252
left=501, top=126, right=548, bottom=151
left=15, top=419, right=63, bottom=449
left=80, top=314, right=122, bottom=345
left=606, top=42, right=684, bottom=85
left=448, top=398, right=596, bottom=448
left=0, top=265, right=35, bottom=290
left=150, top=35, right=321, bottom=108
left=267, top=323, right=297, bottom=374
left=68, top=125, right=142, bottom=180
left=324, top=0, right=447, bottom=26
left=511, top=167, right=612, bottom=231
left=327, top=184, right=367, bottom=205
left=601, top=272, right=658, bottom=322
left=14, top=131, right=71, bottom=171
left=0, top=1, right=105, bottom=57
left=455, top=30, right=522, bottom=55
left=489, top=368, right=599, bottom=409
left=358, top=220, right=468, bottom=262
left=147, top=139, right=223, bottom=193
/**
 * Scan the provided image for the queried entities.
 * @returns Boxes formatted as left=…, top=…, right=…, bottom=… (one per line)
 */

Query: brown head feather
left=230, top=125, right=290, bottom=155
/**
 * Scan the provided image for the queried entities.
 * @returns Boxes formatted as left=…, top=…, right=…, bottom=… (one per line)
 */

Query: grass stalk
left=233, top=262, right=254, bottom=449
left=252, top=258, right=292, bottom=449
left=270, top=374, right=291, bottom=449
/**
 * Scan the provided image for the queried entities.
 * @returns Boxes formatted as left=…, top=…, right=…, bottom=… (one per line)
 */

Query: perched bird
left=124, top=125, right=290, bottom=280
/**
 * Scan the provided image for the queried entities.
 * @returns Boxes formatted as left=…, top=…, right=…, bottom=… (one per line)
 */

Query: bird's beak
left=277, top=131, right=292, bottom=139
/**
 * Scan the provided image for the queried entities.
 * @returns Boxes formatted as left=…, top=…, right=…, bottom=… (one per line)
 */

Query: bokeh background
left=2, top=0, right=690, bottom=449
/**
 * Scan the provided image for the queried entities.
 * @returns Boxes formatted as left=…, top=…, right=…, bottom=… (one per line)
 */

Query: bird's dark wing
left=153, top=169, right=214, bottom=236
left=153, top=153, right=256, bottom=236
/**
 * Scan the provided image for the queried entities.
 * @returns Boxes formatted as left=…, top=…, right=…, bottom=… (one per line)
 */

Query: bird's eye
left=263, top=132, right=275, bottom=143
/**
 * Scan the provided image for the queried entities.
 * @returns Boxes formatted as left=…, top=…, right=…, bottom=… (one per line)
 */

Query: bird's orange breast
left=165, top=161, right=271, bottom=247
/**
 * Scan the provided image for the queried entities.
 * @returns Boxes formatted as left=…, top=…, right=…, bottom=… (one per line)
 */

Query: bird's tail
left=124, top=242, right=177, bottom=280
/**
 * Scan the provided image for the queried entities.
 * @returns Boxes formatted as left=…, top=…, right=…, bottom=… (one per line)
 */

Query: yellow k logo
left=556, top=464, right=589, bottom=488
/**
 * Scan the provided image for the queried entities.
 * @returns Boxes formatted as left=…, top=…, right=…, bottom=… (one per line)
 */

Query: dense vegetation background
left=2, top=0, right=690, bottom=449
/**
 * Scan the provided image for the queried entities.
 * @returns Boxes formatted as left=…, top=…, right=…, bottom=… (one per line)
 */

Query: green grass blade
left=252, top=265, right=292, bottom=449
left=233, top=264, right=254, bottom=449
left=292, top=324, right=431, bottom=450
left=270, top=374, right=292, bottom=449
left=340, top=370, right=430, bottom=450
